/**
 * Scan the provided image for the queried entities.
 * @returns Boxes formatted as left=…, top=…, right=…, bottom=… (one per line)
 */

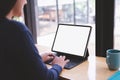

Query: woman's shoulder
left=0, top=18, right=30, bottom=35
left=8, top=19, right=29, bottom=32
left=10, top=20, right=27, bottom=28
left=0, top=18, right=25, bottom=27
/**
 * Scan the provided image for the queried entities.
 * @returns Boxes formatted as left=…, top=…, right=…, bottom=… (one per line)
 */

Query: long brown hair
left=0, top=0, right=17, bottom=18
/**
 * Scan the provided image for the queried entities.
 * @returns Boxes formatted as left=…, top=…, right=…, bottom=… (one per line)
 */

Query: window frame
left=24, top=0, right=37, bottom=43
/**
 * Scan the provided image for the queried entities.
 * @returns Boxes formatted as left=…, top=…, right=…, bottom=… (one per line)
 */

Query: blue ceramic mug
left=106, top=49, right=120, bottom=70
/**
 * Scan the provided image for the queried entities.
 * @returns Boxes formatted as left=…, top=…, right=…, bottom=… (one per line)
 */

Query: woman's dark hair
left=0, top=0, right=17, bottom=18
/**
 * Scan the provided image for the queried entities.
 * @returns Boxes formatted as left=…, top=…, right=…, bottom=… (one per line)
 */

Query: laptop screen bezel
left=51, top=24, right=92, bottom=57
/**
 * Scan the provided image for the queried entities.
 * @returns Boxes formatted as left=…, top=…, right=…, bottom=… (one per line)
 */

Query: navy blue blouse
left=0, top=18, right=62, bottom=80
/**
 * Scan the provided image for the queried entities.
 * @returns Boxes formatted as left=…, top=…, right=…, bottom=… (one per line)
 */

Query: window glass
left=37, top=0, right=57, bottom=36
left=114, top=0, right=120, bottom=49
left=58, top=0, right=74, bottom=24
left=36, top=0, right=95, bottom=56
left=75, top=0, right=88, bottom=24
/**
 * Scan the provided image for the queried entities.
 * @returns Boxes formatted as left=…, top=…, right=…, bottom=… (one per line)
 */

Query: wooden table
left=96, top=57, right=117, bottom=80
left=36, top=45, right=117, bottom=80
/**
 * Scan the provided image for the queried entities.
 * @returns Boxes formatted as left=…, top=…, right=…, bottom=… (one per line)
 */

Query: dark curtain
left=96, top=0, right=115, bottom=57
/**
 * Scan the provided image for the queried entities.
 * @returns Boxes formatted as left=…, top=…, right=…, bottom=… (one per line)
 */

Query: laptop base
left=45, top=49, right=89, bottom=69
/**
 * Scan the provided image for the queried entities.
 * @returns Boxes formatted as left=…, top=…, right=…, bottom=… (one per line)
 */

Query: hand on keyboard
left=43, top=52, right=69, bottom=69
left=41, top=52, right=56, bottom=62
left=52, top=56, right=70, bottom=68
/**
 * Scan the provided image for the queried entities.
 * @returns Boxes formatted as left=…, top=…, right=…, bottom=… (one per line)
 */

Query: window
left=36, top=0, right=95, bottom=55
left=114, top=0, right=120, bottom=49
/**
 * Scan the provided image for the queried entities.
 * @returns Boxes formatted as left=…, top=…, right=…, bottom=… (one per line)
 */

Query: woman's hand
left=52, top=56, right=69, bottom=68
left=41, top=52, right=69, bottom=69
left=41, top=52, right=55, bottom=62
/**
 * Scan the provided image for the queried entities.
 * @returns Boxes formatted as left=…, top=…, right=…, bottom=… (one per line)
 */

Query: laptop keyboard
left=64, top=57, right=85, bottom=69
left=45, top=53, right=86, bottom=69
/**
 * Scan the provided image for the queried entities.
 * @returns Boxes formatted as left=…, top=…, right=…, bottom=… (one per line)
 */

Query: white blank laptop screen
left=52, top=24, right=91, bottom=57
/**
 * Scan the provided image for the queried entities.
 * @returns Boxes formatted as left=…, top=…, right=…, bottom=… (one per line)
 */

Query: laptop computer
left=47, top=24, right=92, bottom=69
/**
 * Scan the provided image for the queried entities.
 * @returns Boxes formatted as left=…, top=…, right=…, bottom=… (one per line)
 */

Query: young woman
left=0, top=0, right=69, bottom=80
